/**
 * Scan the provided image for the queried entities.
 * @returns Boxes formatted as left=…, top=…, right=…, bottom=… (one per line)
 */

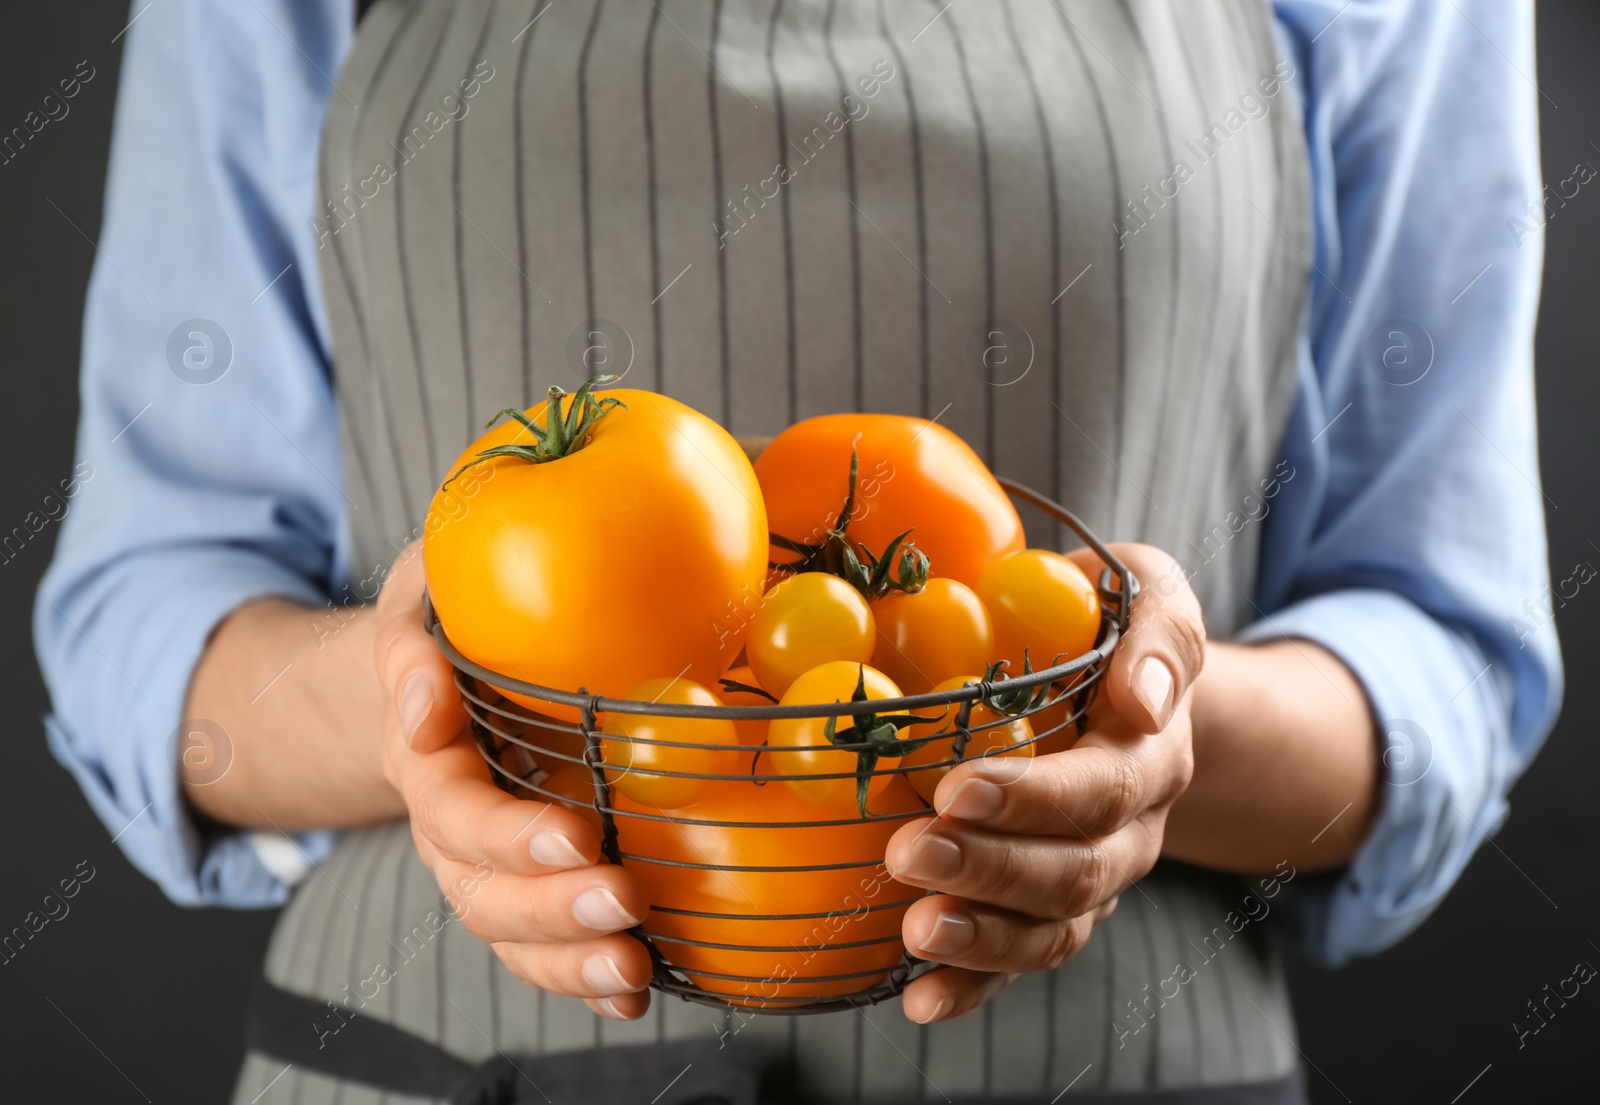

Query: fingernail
left=894, top=833, right=962, bottom=883
left=582, top=953, right=634, bottom=995
left=1132, top=657, right=1175, bottom=730
left=939, top=778, right=1004, bottom=822
left=918, top=911, right=976, bottom=957
left=593, top=997, right=626, bottom=1020
left=399, top=674, right=434, bottom=746
left=914, top=996, right=954, bottom=1024
left=573, top=887, right=640, bottom=932
left=529, top=831, right=587, bottom=869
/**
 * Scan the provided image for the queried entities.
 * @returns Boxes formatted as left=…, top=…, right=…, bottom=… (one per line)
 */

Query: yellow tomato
left=871, top=578, right=994, bottom=695
left=901, top=676, right=1035, bottom=803
left=746, top=574, right=875, bottom=699
left=767, top=662, right=907, bottom=812
left=977, top=550, right=1102, bottom=674
left=599, top=678, right=743, bottom=810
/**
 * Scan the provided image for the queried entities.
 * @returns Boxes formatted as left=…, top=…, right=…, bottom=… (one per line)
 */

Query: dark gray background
left=1, top=3, right=1594, bottom=1102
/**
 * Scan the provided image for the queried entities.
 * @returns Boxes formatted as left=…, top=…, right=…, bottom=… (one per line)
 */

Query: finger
left=903, top=894, right=1096, bottom=973
left=374, top=541, right=465, bottom=754
left=586, top=992, right=652, bottom=1021
left=429, top=857, right=648, bottom=945
left=399, top=735, right=602, bottom=873
left=885, top=816, right=1157, bottom=920
left=1066, top=544, right=1206, bottom=734
left=931, top=711, right=1191, bottom=838
left=491, top=933, right=654, bottom=1000
left=900, top=965, right=1014, bottom=1024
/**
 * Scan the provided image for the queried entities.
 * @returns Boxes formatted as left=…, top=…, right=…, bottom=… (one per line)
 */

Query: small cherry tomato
left=746, top=574, right=875, bottom=698
left=977, top=549, right=1102, bottom=674
left=870, top=578, right=994, bottom=695
left=599, top=678, right=743, bottom=809
left=901, top=676, right=1035, bottom=803
left=767, top=661, right=908, bottom=812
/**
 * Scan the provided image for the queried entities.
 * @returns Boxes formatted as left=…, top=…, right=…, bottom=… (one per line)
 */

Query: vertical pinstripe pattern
left=260, top=2, right=1314, bottom=1101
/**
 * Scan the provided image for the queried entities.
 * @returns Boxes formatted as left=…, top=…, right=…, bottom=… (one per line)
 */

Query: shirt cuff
left=1234, top=588, right=1514, bottom=966
left=40, top=548, right=338, bottom=907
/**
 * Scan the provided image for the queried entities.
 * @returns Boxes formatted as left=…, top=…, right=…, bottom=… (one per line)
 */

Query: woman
left=37, top=0, right=1559, bottom=1102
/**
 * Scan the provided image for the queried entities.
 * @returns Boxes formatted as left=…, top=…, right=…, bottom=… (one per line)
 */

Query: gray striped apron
left=232, top=1, right=1313, bottom=1101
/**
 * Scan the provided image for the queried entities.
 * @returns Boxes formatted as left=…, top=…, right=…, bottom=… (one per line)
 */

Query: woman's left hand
left=887, top=543, right=1204, bottom=1023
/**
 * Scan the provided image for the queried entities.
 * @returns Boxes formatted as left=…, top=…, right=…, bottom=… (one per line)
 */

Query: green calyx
left=980, top=653, right=1065, bottom=717
left=823, top=665, right=941, bottom=817
left=769, top=446, right=931, bottom=601
left=443, top=375, right=626, bottom=486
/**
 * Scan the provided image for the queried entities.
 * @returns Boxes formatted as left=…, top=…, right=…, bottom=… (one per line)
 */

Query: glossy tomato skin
left=599, top=679, right=743, bottom=810
left=746, top=574, right=875, bottom=698
left=871, top=578, right=994, bottom=695
left=977, top=549, right=1102, bottom=675
left=767, top=662, right=906, bottom=810
left=902, top=676, right=1035, bottom=804
left=756, top=414, right=1024, bottom=589
left=615, top=776, right=924, bottom=1006
left=424, top=389, right=768, bottom=722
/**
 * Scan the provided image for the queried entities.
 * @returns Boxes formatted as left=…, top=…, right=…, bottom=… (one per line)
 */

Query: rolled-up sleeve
left=1255, top=0, right=1562, bottom=963
left=33, top=1, right=352, bottom=906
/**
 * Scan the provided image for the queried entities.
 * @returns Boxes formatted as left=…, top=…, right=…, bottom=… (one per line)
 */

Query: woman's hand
left=373, top=542, right=654, bottom=1020
left=887, top=543, right=1203, bottom=1024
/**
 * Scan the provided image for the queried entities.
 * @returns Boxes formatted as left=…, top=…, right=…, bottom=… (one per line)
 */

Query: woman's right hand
left=372, top=542, right=654, bottom=1020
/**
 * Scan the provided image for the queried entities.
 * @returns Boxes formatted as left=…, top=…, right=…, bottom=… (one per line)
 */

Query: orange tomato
left=424, top=384, right=768, bottom=722
left=746, top=574, right=875, bottom=698
left=599, top=678, right=744, bottom=810
left=977, top=549, right=1102, bottom=674
left=901, top=676, right=1035, bottom=803
left=767, top=662, right=908, bottom=812
left=756, top=414, right=1024, bottom=589
left=871, top=578, right=994, bottom=695
left=616, top=776, right=924, bottom=1006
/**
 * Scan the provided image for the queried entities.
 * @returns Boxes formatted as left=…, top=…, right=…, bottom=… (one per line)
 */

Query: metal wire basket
left=425, top=476, right=1136, bottom=1014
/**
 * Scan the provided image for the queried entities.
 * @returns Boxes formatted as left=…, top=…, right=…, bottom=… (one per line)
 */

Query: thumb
left=374, top=541, right=466, bottom=754
left=1067, top=544, right=1205, bottom=734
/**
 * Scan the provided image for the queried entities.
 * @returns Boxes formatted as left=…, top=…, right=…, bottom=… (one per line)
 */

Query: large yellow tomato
left=870, top=578, right=994, bottom=695
left=767, top=662, right=909, bottom=812
left=616, top=776, right=924, bottom=1006
left=423, top=382, right=768, bottom=721
left=746, top=574, right=875, bottom=698
left=901, top=676, right=1035, bottom=803
left=756, top=414, right=1024, bottom=589
left=599, top=678, right=743, bottom=810
left=977, top=549, right=1102, bottom=674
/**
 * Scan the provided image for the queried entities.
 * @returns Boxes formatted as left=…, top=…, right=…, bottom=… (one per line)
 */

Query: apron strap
left=245, top=974, right=760, bottom=1105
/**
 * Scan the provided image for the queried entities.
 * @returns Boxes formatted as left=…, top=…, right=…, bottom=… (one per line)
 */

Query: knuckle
left=1092, top=755, right=1141, bottom=832
left=1042, top=918, right=1087, bottom=970
left=1067, top=841, right=1112, bottom=916
left=373, top=616, right=412, bottom=688
left=1164, top=609, right=1208, bottom=687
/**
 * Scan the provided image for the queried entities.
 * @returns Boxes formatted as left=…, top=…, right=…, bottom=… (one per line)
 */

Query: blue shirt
left=36, top=0, right=1561, bottom=967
